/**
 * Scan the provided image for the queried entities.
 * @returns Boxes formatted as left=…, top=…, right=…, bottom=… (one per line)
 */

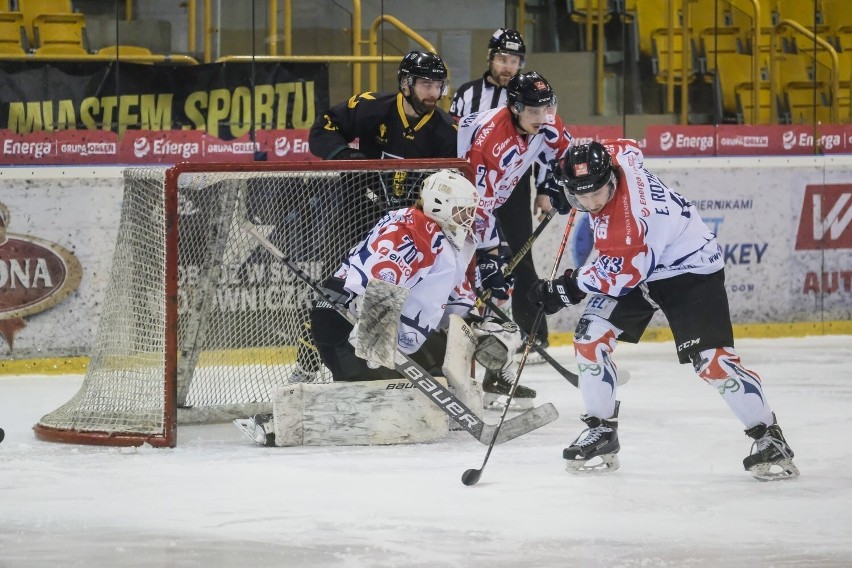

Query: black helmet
left=488, top=28, right=526, bottom=61
left=558, top=142, right=613, bottom=194
left=506, top=71, right=556, bottom=109
left=398, top=51, right=448, bottom=83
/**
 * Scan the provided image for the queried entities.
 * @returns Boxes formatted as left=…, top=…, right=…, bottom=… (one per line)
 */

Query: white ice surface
left=1, top=336, right=851, bottom=567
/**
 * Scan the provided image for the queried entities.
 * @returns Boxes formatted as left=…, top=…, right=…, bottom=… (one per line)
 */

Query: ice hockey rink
left=1, top=335, right=850, bottom=567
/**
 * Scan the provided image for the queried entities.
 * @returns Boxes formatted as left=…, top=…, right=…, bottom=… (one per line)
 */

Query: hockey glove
left=477, top=252, right=515, bottom=301
left=538, top=165, right=572, bottom=215
left=528, top=269, right=587, bottom=315
left=471, top=316, right=522, bottom=372
left=536, top=174, right=571, bottom=215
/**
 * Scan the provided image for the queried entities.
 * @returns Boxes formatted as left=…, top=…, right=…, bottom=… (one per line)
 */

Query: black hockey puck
left=0, top=427, right=5, bottom=444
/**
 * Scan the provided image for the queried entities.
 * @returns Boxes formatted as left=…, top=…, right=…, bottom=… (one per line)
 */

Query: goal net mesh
left=34, top=159, right=470, bottom=446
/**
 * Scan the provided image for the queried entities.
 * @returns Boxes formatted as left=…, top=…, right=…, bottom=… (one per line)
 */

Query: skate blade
left=748, top=458, right=800, bottom=481
left=233, top=418, right=274, bottom=447
left=483, top=393, right=535, bottom=411
left=564, top=453, right=620, bottom=473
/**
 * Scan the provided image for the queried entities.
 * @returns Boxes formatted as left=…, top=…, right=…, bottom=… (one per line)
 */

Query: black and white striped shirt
left=449, top=72, right=509, bottom=120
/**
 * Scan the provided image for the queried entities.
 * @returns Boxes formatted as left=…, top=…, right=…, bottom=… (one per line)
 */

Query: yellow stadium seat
left=33, top=42, right=88, bottom=56
left=97, top=44, right=153, bottom=57
left=651, top=28, right=698, bottom=84
left=712, top=51, right=774, bottom=121
left=812, top=49, right=851, bottom=121
left=691, top=0, right=744, bottom=78
left=820, top=0, right=852, bottom=52
left=775, top=52, right=832, bottom=123
left=32, top=12, right=87, bottom=51
left=729, top=0, right=778, bottom=54
left=0, top=11, right=27, bottom=53
left=17, top=0, right=72, bottom=46
left=634, top=0, right=673, bottom=57
left=774, top=0, right=825, bottom=33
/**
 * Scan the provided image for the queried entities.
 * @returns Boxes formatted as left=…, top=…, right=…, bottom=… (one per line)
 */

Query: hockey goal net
left=34, top=159, right=474, bottom=447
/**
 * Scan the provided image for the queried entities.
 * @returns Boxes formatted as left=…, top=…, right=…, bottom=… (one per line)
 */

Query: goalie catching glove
left=476, top=250, right=515, bottom=301
left=528, top=269, right=587, bottom=315
left=471, top=316, right=523, bottom=372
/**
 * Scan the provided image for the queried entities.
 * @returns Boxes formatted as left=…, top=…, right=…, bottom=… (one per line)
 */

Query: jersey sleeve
left=309, top=92, right=377, bottom=159
left=449, top=92, right=465, bottom=121
left=534, top=120, right=573, bottom=193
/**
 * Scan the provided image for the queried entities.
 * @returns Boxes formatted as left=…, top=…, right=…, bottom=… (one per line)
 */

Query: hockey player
left=310, top=169, right=521, bottom=386
left=528, top=140, right=798, bottom=481
left=450, top=30, right=555, bottom=368
left=457, top=70, right=573, bottom=405
left=309, top=50, right=457, bottom=160
left=291, top=52, right=459, bottom=382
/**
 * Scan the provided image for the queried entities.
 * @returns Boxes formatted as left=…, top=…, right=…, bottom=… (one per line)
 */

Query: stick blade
left=482, top=402, right=560, bottom=445
left=461, top=468, right=482, bottom=486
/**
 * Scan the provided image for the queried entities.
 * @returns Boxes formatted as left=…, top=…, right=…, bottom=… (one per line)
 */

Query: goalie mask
left=420, top=170, right=478, bottom=250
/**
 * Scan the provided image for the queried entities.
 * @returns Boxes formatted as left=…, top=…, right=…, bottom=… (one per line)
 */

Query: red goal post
left=33, top=158, right=475, bottom=447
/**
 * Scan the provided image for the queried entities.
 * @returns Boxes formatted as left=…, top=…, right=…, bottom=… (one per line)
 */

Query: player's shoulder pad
left=601, top=138, right=644, bottom=169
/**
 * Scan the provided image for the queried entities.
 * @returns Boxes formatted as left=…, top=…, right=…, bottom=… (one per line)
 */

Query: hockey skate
left=234, top=413, right=276, bottom=447
left=288, top=363, right=322, bottom=384
left=482, top=367, right=536, bottom=411
left=563, top=403, right=620, bottom=473
left=743, top=416, right=799, bottom=481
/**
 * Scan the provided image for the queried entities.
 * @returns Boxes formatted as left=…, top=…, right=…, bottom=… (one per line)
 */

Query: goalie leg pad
left=271, top=378, right=449, bottom=446
left=441, top=315, right=483, bottom=428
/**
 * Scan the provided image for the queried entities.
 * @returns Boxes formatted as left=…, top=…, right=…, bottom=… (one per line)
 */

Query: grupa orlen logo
left=782, top=131, right=796, bottom=150
left=134, top=137, right=151, bottom=158
left=274, top=136, right=291, bottom=157
left=659, top=131, right=674, bottom=151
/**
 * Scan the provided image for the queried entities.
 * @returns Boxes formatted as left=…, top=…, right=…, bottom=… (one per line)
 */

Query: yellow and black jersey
left=309, top=91, right=458, bottom=160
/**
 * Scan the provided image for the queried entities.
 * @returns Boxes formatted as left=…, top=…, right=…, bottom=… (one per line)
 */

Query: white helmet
left=420, top=169, right=478, bottom=250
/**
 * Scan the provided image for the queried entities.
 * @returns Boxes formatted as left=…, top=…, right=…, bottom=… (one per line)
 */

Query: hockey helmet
left=506, top=71, right=556, bottom=110
left=420, top=169, right=478, bottom=250
left=398, top=51, right=448, bottom=90
left=488, top=28, right=526, bottom=63
left=558, top=142, right=613, bottom=194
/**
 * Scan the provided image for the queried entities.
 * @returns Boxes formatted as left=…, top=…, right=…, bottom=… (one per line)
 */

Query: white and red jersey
left=576, top=138, right=724, bottom=297
left=457, top=106, right=573, bottom=249
left=334, top=207, right=476, bottom=354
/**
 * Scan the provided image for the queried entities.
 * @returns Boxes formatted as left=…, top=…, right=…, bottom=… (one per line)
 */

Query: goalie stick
left=462, top=209, right=577, bottom=486
left=241, top=221, right=558, bottom=446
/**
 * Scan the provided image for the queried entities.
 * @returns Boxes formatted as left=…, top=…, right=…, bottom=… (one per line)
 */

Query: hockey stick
left=462, top=209, right=577, bottom=486
left=241, top=221, right=558, bottom=446
left=476, top=209, right=555, bottom=308
left=481, top=297, right=630, bottom=388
